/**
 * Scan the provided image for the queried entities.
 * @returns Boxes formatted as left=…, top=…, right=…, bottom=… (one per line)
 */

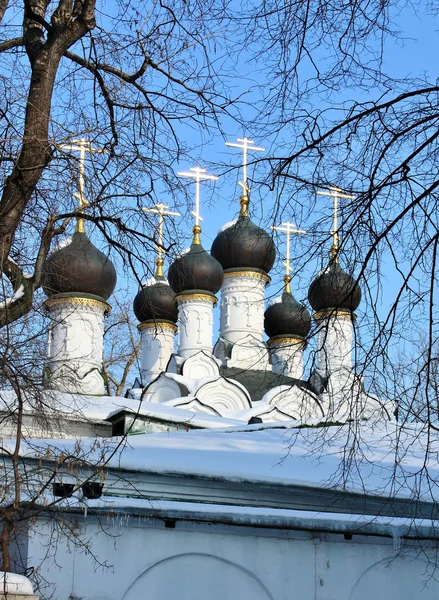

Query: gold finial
left=143, top=203, right=180, bottom=278
left=239, top=194, right=250, bottom=217
left=177, top=166, right=218, bottom=244
left=271, top=221, right=306, bottom=293
left=225, top=137, right=265, bottom=215
left=192, top=224, right=202, bottom=245
left=316, top=186, right=355, bottom=262
left=59, top=138, right=108, bottom=233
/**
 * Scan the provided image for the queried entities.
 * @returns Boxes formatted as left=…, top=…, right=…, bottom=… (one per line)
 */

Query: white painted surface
left=226, top=334, right=270, bottom=370
left=218, top=273, right=267, bottom=344
left=177, top=295, right=216, bottom=359
left=269, top=338, right=304, bottom=378
left=195, top=376, right=252, bottom=412
left=0, top=572, right=34, bottom=595
left=315, top=313, right=354, bottom=376
left=12, top=422, right=439, bottom=501
left=181, top=351, right=220, bottom=380
left=27, top=515, right=439, bottom=600
left=45, top=298, right=107, bottom=395
left=139, top=323, right=176, bottom=385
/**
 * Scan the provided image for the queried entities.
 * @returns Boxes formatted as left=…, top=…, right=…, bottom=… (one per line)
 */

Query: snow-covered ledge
left=44, top=295, right=109, bottom=395
left=0, top=572, right=38, bottom=599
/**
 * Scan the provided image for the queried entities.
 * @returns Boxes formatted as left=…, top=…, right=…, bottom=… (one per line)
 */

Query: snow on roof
left=6, top=421, right=439, bottom=502
left=0, top=389, right=142, bottom=422
left=140, top=276, right=170, bottom=287
left=53, top=236, right=72, bottom=251
left=107, top=399, right=244, bottom=428
left=268, top=294, right=283, bottom=306
left=82, top=497, right=439, bottom=538
left=218, top=219, right=238, bottom=233
left=176, top=247, right=191, bottom=259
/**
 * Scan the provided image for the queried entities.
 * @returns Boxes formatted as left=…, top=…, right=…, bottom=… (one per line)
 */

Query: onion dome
left=308, top=260, right=361, bottom=312
left=133, top=276, right=178, bottom=323
left=210, top=195, right=276, bottom=274
left=168, top=226, right=224, bottom=295
left=42, top=231, right=117, bottom=300
left=264, top=277, right=311, bottom=339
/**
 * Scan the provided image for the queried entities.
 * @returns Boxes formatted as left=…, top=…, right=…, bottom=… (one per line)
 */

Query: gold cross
left=271, top=222, right=306, bottom=293
left=142, top=203, right=180, bottom=278
left=59, top=138, right=107, bottom=233
left=316, top=186, right=355, bottom=261
left=225, top=137, right=264, bottom=216
left=177, top=166, right=218, bottom=243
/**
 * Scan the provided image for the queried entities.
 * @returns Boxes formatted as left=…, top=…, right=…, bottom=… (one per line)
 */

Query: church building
left=0, top=138, right=437, bottom=600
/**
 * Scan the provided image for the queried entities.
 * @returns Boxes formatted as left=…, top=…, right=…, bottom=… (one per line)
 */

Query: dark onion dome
left=264, top=289, right=311, bottom=339
left=133, top=277, right=178, bottom=323
left=211, top=215, right=276, bottom=274
left=42, top=231, right=117, bottom=301
left=168, top=234, right=224, bottom=296
left=308, top=260, right=361, bottom=312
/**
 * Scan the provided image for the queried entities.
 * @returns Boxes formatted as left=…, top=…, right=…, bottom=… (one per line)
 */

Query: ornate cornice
left=175, top=293, right=218, bottom=305
left=138, top=321, right=178, bottom=333
left=313, top=309, right=356, bottom=321
left=44, top=296, right=111, bottom=314
left=267, top=336, right=306, bottom=347
left=224, top=270, right=270, bottom=284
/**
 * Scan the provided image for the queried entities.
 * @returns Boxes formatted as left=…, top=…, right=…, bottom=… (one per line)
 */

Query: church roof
left=6, top=421, right=439, bottom=513
left=43, top=231, right=117, bottom=300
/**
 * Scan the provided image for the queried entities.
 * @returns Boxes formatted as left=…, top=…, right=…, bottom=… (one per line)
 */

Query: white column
left=44, top=296, right=109, bottom=395
left=176, top=293, right=216, bottom=359
left=139, top=321, right=177, bottom=384
left=269, top=337, right=305, bottom=379
left=314, top=310, right=354, bottom=376
left=219, top=271, right=269, bottom=344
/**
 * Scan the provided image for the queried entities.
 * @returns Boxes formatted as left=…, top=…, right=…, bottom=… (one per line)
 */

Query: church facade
left=1, top=139, right=437, bottom=599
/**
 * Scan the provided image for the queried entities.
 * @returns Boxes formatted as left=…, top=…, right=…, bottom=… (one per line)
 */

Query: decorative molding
left=262, top=384, right=323, bottom=420
left=313, top=309, right=356, bottom=321
left=165, top=397, right=221, bottom=417
left=176, top=293, right=217, bottom=305
left=138, top=321, right=178, bottom=333
left=227, top=334, right=270, bottom=370
left=267, top=337, right=305, bottom=347
left=224, top=270, right=270, bottom=284
left=143, top=372, right=183, bottom=403
left=45, top=296, right=111, bottom=314
left=250, top=405, right=296, bottom=422
left=195, top=376, right=252, bottom=412
left=182, top=351, right=220, bottom=380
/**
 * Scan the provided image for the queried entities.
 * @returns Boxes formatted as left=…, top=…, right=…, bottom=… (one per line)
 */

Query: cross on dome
left=225, top=137, right=265, bottom=196
left=143, top=203, right=180, bottom=278
left=316, top=186, right=355, bottom=262
left=177, top=166, right=218, bottom=243
left=58, top=138, right=107, bottom=233
left=271, top=222, right=306, bottom=293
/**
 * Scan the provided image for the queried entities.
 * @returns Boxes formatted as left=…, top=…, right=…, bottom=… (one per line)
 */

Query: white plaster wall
left=45, top=299, right=107, bottom=395
left=270, top=340, right=304, bottom=379
left=177, top=296, right=215, bottom=359
left=316, top=314, right=353, bottom=375
left=139, top=324, right=176, bottom=385
left=27, top=515, right=439, bottom=600
left=219, top=273, right=267, bottom=344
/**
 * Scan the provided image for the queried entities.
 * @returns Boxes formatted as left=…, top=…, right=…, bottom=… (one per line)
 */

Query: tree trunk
left=0, top=49, right=61, bottom=275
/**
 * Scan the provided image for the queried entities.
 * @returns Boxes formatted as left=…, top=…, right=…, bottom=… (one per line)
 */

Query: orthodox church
left=0, top=139, right=438, bottom=600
